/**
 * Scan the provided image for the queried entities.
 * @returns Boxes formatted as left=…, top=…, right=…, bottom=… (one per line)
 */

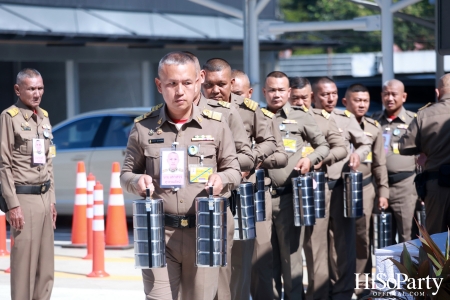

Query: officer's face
left=168, top=152, right=179, bottom=168
left=231, top=76, right=253, bottom=98
left=381, top=83, right=406, bottom=115
left=202, top=69, right=232, bottom=102
left=345, top=91, right=370, bottom=118
left=155, top=63, right=198, bottom=114
left=264, top=76, right=291, bottom=112
left=289, top=85, right=312, bottom=108
left=14, top=76, right=44, bottom=110
left=313, top=83, right=338, bottom=113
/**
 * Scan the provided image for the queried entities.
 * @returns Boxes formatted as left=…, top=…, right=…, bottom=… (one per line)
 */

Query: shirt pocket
left=188, top=145, right=217, bottom=168
left=144, top=147, right=162, bottom=178
left=16, top=132, right=34, bottom=155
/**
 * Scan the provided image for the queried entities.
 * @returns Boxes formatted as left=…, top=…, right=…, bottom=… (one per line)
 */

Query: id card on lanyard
left=33, top=138, right=46, bottom=164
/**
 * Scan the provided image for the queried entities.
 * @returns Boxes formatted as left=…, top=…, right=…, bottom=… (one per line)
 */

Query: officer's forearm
left=236, top=150, right=255, bottom=172
left=120, top=172, right=143, bottom=196
left=259, top=150, right=288, bottom=169
left=373, top=165, right=389, bottom=199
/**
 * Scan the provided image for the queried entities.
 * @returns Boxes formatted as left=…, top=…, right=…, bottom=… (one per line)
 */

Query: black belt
left=164, top=214, right=196, bottom=228
left=327, top=176, right=372, bottom=190
left=424, top=171, right=439, bottom=181
left=388, top=171, right=415, bottom=185
left=15, top=180, right=51, bottom=195
left=362, top=176, right=373, bottom=187
left=271, top=184, right=293, bottom=197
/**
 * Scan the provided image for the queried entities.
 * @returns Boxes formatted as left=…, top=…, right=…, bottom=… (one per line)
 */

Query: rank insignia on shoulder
left=6, top=107, right=19, bottom=117
left=301, top=105, right=308, bottom=112
left=202, top=109, right=222, bottom=121
left=344, top=110, right=353, bottom=118
left=151, top=103, right=164, bottom=112
left=218, top=101, right=231, bottom=109
left=243, top=98, right=258, bottom=111
left=375, top=120, right=380, bottom=127
left=261, top=108, right=274, bottom=119
left=418, top=102, right=433, bottom=111
left=321, top=110, right=330, bottom=119
left=282, top=119, right=297, bottom=124
left=134, top=111, right=152, bottom=123
left=40, top=108, right=49, bottom=118
left=192, top=135, right=215, bottom=141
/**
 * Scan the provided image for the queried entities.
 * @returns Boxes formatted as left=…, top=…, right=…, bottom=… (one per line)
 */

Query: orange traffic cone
left=105, top=162, right=130, bottom=249
left=70, top=161, right=87, bottom=247
left=83, top=173, right=96, bottom=259
left=87, top=181, right=109, bottom=278
left=5, top=235, right=13, bottom=273
left=0, top=210, right=9, bottom=256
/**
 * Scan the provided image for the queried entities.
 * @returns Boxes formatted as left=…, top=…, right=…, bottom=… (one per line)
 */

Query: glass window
left=102, top=116, right=135, bottom=147
left=52, top=117, right=103, bottom=150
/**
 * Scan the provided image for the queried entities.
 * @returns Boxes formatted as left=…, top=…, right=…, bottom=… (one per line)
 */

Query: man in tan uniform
left=313, top=77, right=372, bottom=300
left=120, top=52, right=241, bottom=300
left=231, top=69, right=254, bottom=98
left=372, top=79, right=417, bottom=243
left=0, top=68, right=57, bottom=300
left=263, top=71, right=330, bottom=300
left=399, top=73, right=450, bottom=234
left=288, top=77, right=347, bottom=300
left=202, top=58, right=278, bottom=300
left=342, top=84, right=389, bottom=297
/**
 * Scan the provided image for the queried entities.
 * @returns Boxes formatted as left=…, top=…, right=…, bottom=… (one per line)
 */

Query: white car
left=52, top=108, right=150, bottom=216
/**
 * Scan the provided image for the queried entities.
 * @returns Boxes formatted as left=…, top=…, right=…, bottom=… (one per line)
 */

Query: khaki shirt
left=259, top=115, right=288, bottom=170
left=120, top=104, right=241, bottom=216
left=327, top=109, right=372, bottom=181
left=230, top=93, right=277, bottom=166
left=358, top=116, right=389, bottom=199
left=372, top=107, right=416, bottom=173
left=197, top=95, right=254, bottom=171
left=0, top=100, right=56, bottom=209
left=266, top=102, right=330, bottom=188
left=399, top=95, right=450, bottom=172
left=310, top=108, right=347, bottom=167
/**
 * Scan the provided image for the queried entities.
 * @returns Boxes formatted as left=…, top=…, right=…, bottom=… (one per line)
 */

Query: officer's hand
left=379, top=197, right=389, bottom=210
left=206, top=174, right=223, bottom=195
left=51, top=203, right=57, bottom=230
left=417, top=153, right=427, bottom=167
left=314, top=161, right=323, bottom=170
left=294, top=157, right=311, bottom=174
left=348, top=153, right=360, bottom=171
left=241, top=171, right=250, bottom=179
left=8, top=206, right=25, bottom=231
left=137, top=175, right=154, bottom=198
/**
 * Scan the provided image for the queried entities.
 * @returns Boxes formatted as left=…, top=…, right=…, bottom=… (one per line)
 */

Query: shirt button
left=37, top=166, right=40, bottom=171
left=180, top=199, right=184, bottom=203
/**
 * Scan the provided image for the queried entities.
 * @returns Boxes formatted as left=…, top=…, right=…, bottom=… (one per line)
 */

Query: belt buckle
left=180, top=217, right=189, bottom=228
left=270, top=189, right=277, bottom=196
left=40, top=183, right=46, bottom=193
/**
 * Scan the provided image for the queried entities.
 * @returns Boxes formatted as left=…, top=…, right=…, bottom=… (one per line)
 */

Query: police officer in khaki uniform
left=399, top=73, right=450, bottom=234
left=0, top=69, right=57, bottom=300
left=202, top=59, right=278, bottom=300
left=372, top=79, right=417, bottom=243
left=288, top=77, right=348, bottom=300
left=342, top=84, right=389, bottom=297
left=120, top=52, right=241, bottom=300
left=231, top=69, right=254, bottom=98
left=263, top=71, right=330, bottom=300
left=312, top=77, right=371, bottom=300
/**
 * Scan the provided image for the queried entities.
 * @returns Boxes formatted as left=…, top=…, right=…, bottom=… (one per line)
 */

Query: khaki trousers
left=425, top=179, right=450, bottom=235
left=388, top=175, right=417, bottom=242
left=144, top=207, right=234, bottom=300
left=250, top=189, right=273, bottom=300
left=271, top=193, right=305, bottom=300
left=9, top=193, right=54, bottom=300
left=303, top=185, right=331, bottom=300
left=355, top=183, right=375, bottom=294
left=215, top=208, right=235, bottom=300
left=328, top=183, right=356, bottom=300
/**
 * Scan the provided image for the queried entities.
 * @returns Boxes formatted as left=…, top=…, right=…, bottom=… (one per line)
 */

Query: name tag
left=392, top=143, right=400, bottom=154
left=189, top=165, right=213, bottom=183
left=283, top=139, right=297, bottom=153
left=149, top=138, right=164, bottom=144
left=364, top=151, right=372, bottom=163
left=49, top=145, right=56, bottom=158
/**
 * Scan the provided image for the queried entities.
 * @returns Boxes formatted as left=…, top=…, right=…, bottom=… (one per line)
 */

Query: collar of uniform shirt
left=159, top=103, right=204, bottom=128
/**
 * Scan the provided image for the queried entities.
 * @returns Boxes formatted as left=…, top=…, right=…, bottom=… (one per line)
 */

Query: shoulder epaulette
left=135, top=104, right=163, bottom=123
left=344, top=110, right=353, bottom=118
left=261, top=108, right=274, bottom=119
left=370, top=111, right=383, bottom=120
left=6, top=107, right=19, bottom=117
left=218, top=101, right=231, bottom=109
left=291, top=105, right=308, bottom=112
left=40, top=108, right=48, bottom=118
left=202, top=109, right=222, bottom=122
left=418, top=102, right=433, bottom=111
left=321, top=109, right=330, bottom=120
left=365, top=117, right=379, bottom=128
left=243, top=98, right=258, bottom=111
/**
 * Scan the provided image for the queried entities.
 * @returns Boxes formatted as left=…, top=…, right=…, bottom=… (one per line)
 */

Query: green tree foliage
left=279, top=0, right=435, bottom=54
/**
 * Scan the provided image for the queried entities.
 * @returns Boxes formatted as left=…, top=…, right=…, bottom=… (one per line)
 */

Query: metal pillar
left=435, top=0, right=445, bottom=92
left=248, top=0, right=261, bottom=102
left=141, top=61, right=155, bottom=107
left=243, top=0, right=250, bottom=75
left=65, top=60, right=79, bottom=118
left=381, top=0, right=394, bottom=83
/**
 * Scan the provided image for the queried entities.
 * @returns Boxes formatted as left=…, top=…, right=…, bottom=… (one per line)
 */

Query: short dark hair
left=202, top=58, right=231, bottom=72
left=231, top=69, right=246, bottom=78
left=346, top=83, right=369, bottom=94
left=312, top=77, right=336, bottom=93
left=289, top=77, right=311, bottom=89
left=158, top=51, right=197, bottom=77
left=266, top=71, right=288, bottom=80
left=16, top=68, right=41, bottom=85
